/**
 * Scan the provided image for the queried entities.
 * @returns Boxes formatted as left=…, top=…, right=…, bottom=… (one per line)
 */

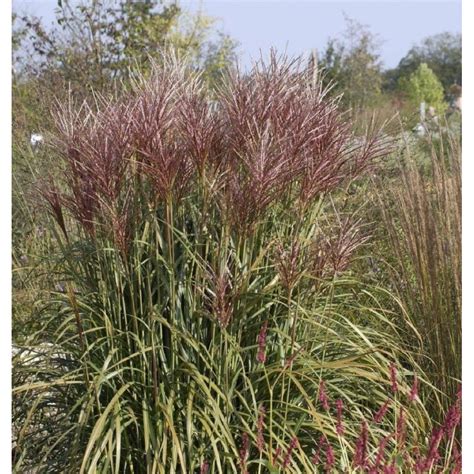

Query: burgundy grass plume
left=40, top=182, right=68, bottom=241
left=311, top=216, right=369, bottom=282
left=274, top=239, right=303, bottom=292
left=178, top=90, right=224, bottom=176
left=131, top=71, right=194, bottom=203
left=216, top=51, right=389, bottom=233
left=47, top=54, right=390, bottom=242
left=205, top=265, right=234, bottom=328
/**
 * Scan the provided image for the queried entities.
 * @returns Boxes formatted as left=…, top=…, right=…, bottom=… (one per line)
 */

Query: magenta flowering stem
left=353, top=420, right=369, bottom=470
left=239, top=432, right=249, bottom=474
left=442, top=389, right=462, bottom=470
left=325, top=441, right=335, bottom=473
left=374, top=399, right=391, bottom=424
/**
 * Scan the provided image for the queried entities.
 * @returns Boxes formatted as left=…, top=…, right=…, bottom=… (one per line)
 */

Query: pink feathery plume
left=374, top=399, right=391, bottom=424
left=318, top=380, right=330, bottom=411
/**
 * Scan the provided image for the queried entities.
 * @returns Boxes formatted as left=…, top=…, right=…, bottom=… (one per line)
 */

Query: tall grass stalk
left=376, top=128, right=461, bottom=412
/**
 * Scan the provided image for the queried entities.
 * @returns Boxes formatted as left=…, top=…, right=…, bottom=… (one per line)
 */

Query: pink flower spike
left=282, top=437, right=299, bottom=469
left=452, top=443, right=462, bottom=474
left=239, top=432, right=249, bottom=472
left=424, top=427, right=444, bottom=469
left=200, top=460, right=209, bottom=474
left=383, top=463, right=397, bottom=474
left=395, top=407, right=407, bottom=446
left=318, top=380, right=330, bottom=411
left=443, top=394, right=461, bottom=439
left=374, top=399, right=391, bottom=424
left=353, top=421, right=369, bottom=469
left=374, top=435, right=392, bottom=468
left=325, top=442, right=335, bottom=473
left=336, top=399, right=345, bottom=435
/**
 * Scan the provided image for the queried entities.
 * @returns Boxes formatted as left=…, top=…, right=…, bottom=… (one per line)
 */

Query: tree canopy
left=401, top=62, right=447, bottom=115
left=319, top=16, right=383, bottom=111
left=13, top=0, right=238, bottom=91
left=385, top=32, right=461, bottom=93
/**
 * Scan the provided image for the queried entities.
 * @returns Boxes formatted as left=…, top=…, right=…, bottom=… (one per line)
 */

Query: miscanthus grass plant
left=12, top=55, right=460, bottom=473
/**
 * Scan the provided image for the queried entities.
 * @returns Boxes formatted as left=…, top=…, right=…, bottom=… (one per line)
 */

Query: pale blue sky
left=13, top=0, right=461, bottom=69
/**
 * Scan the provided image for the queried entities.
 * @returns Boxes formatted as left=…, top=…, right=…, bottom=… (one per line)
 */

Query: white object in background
left=420, top=102, right=426, bottom=122
left=30, top=133, right=44, bottom=148
left=413, top=123, right=426, bottom=137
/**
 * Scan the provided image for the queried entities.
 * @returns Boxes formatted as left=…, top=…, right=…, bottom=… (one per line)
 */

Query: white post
left=420, top=101, right=426, bottom=122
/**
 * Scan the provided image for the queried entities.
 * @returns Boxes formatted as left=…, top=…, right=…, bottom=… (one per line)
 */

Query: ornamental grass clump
left=376, top=128, right=461, bottom=417
left=13, top=54, right=448, bottom=473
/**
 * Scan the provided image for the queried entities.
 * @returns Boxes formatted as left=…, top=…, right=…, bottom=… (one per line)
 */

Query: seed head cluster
left=46, top=54, right=389, bottom=246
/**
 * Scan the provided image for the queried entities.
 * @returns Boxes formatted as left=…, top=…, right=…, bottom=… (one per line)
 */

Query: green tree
left=319, top=16, right=383, bottom=111
left=13, top=0, right=238, bottom=91
left=384, top=32, right=461, bottom=92
left=401, top=62, right=447, bottom=114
